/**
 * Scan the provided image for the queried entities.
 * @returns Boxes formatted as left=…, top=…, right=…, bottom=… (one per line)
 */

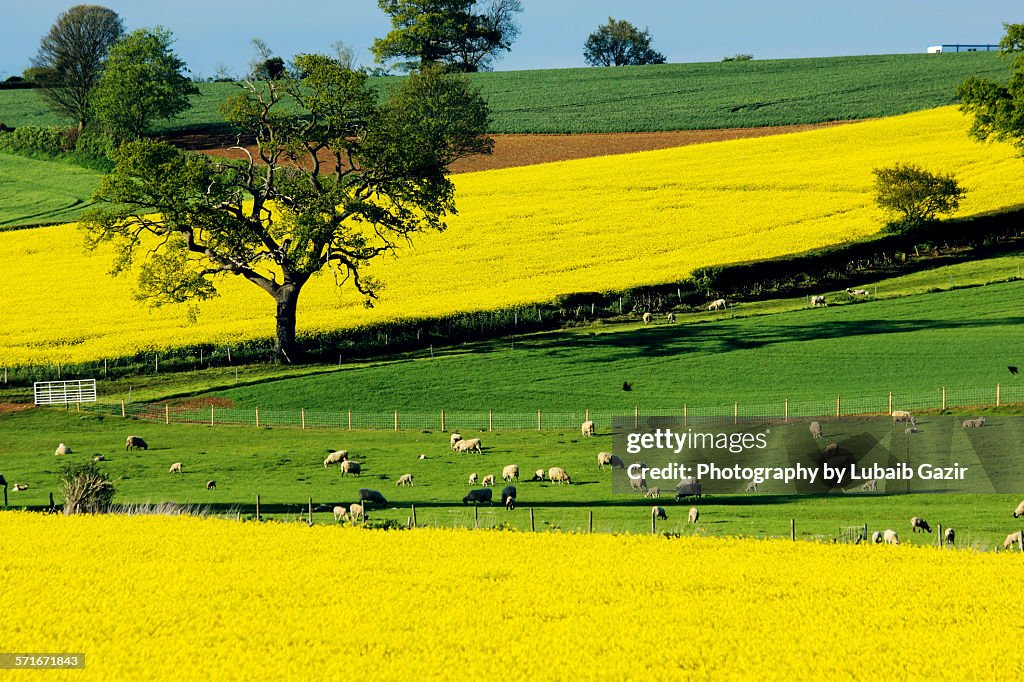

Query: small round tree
left=872, top=163, right=966, bottom=232
left=60, top=461, right=115, bottom=514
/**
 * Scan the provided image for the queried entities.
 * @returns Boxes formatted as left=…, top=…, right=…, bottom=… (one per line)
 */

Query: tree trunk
left=274, top=284, right=302, bottom=364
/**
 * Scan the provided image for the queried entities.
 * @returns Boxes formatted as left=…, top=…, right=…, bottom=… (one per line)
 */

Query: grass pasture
left=0, top=152, right=101, bottom=226
left=1, top=408, right=1021, bottom=546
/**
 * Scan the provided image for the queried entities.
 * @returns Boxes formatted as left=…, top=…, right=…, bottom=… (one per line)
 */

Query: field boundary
left=79, top=382, right=1022, bottom=431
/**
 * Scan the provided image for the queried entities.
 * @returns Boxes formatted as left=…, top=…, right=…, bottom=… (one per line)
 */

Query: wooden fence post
left=530, top=507, right=535, bottom=532
left=790, top=518, right=796, bottom=541
left=537, top=410, right=541, bottom=431
left=937, top=524, right=943, bottom=549
left=941, top=387, right=946, bottom=411
left=836, top=395, right=841, bottom=418
left=651, top=514, right=656, bottom=535
left=440, top=410, right=446, bottom=432
left=255, top=407, right=260, bottom=428
left=634, top=405, right=639, bottom=429
left=301, top=408, right=305, bottom=430
left=683, top=403, right=687, bottom=427
left=394, top=409, right=398, bottom=432
left=863, top=522, right=868, bottom=544
left=121, top=399, right=126, bottom=418
left=997, top=383, right=1001, bottom=407
left=412, top=504, right=417, bottom=528
left=211, top=406, right=215, bottom=426
left=784, top=398, right=789, bottom=422
left=589, top=510, right=593, bottom=533
left=49, top=492, right=55, bottom=513
left=734, top=401, right=738, bottom=424
left=474, top=505, right=479, bottom=529
left=348, top=409, right=352, bottom=430
left=489, top=410, right=493, bottom=432
left=1019, top=529, right=1023, bottom=553
left=308, top=497, right=313, bottom=526
left=256, top=495, right=261, bottom=521
left=3, top=484, right=6, bottom=508
left=888, top=391, right=893, bottom=415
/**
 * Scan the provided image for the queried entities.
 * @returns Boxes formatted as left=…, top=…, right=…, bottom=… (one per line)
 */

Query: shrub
left=873, top=163, right=966, bottom=233
left=60, top=461, right=115, bottom=515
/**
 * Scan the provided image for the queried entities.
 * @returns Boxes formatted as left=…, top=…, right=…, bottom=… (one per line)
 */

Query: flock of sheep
left=636, top=288, right=872, bottom=325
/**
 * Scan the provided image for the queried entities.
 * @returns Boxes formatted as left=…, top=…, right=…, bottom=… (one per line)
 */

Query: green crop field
left=0, top=408, right=1019, bottom=545
left=0, top=152, right=101, bottom=226
left=0, top=52, right=1010, bottom=135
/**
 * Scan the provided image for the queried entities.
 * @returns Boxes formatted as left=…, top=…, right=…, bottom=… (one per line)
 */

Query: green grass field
left=1, top=408, right=1019, bottom=545
left=0, top=152, right=101, bottom=226
left=0, top=52, right=1009, bottom=134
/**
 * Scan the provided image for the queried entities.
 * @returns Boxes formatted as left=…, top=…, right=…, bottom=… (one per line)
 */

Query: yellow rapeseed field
left=0, top=512, right=1020, bottom=680
left=3, top=106, right=1023, bottom=365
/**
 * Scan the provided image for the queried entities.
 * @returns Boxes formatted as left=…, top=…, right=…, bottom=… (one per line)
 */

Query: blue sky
left=0, top=1, right=1019, bottom=79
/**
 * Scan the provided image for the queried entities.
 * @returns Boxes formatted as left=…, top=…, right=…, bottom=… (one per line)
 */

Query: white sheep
left=1013, top=500, right=1024, bottom=519
left=333, top=505, right=349, bottom=522
left=860, top=479, right=878, bottom=492
left=168, top=462, right=182, bottom=474
left=846, top=288, right=870, bottom=296
left=349, top=503, right=365, bottom=521
left=652, top=506, right=667, bottom=521
left=883, top=529, right=900, bottom=545
left=468, top=472, right=479, bottom=485
left=871, top=531, right=882, bottom=544
left=532, top=469, right=545, bottom=482
left=810, top=295, right=827, bottom=307
left=708, top=298, right=727, bottom=311
left=581, top=420, right=595, bottom=437
left=482, top=474, right=496, bottom=487
left=11, top=483, right=28, bottom=492
left=630, top=476, right=647, bottom=493
left=502, top=464, right=519, bottom=482
left=891, top=410, right=915, bottom=426
left=809, top=421, right=823, bottom=439
left=93, top=455, right=105, bottom=462
left=688, top=507, right=699, bottom=524
left=597, top=452, right=613, bottom=469
left=417, top=454, right=427, bottom=460
left=548, top=467, right=572, bottom=484
left=910, top=516, right=932, bottom=533
left=324, top=450, right=348, bottom=468
left=666, top=312, right=676, bottom=322
left=644, top=487, right=661, bottom=499
left=823, top=443, right=839, bottom=457
left=55, top=443, right=71, bottom=456
left=905, top=427, right=921, bottom=434
left=396, top=473, right=414, bottom=487
left=642, top=312, right=652, bottom=325
left=125, top=435, right=148, bottom=451
left=454, top=438, right=482, bottom=454
left=450, top=433, right=463, bottom=449
left=206, top=480, right=216, bottom=490
left=1003, top=530, right=1022, bottom=550
left=744, top=481, right=759, bottom=493
left=962, top=417, right=986, bottom=429
left=341, top=460, right=362, bottom=476
left=944, top=527, right=955, bottom=546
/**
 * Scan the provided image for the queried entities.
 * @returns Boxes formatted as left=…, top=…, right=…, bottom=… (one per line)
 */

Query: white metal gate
left=33, top=380, right=97, bottom=405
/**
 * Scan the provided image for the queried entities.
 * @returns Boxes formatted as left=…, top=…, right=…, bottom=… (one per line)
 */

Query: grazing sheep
left=55, top=443, right=71, bottom=456
left=860, top=479, right=878, bottom=492
left=1003, top=530, right=1023, bottom=550
left=883, top=529, right=900, bottom=545
left=482, top=474, right=496, bottom=487
left=809, top=421, right=823, bottom=439
left=891, top=410, right=915, bottom=426
left=644, top=487, right=661, bottom=499
left=417, top=454, right=427, bottom=460
left=905, top=427, right=921, bottom=434
left=688, top=507, right=699, bottom=524
left=1013, top=500, right=1024, bottom=519
left=823, top=443, right=839, bottom=457
left=468, top=473, right=479, bottom=485
left=597, top=452, right=613, bottom=469
left=871, top=531, right=882, bottom=544
left=93, top=455, right=105, bottom=462
left=910, top=516, right=932, bottom=533
left=462, top=488, right=493, bottom=505
left=168, top=462, right=183, bottom=474
left=666, top=312, right=676, bottom=323
left=708, top=298, right=727, bottom=311
left=206, top=480, right=216, bottom=490
left=324, top=450, right=348, bottom=468
left=652, top=506, right=668, bottom=521
left=454, top=438, right=482, bottom=454
left=450, top=433, right=463, bottom=449
left=11, top=483, right=29, bottom=492
left=675, top=477, right=702, bottom=501
left=333, top=505, right=349, bottom=522
left=744, top=481, right=759, bottom=493
left=396, top=473, right=414, bottom=487
left=502, top=464, right=519, bottom=482
left=962, top=417, right=986, bottom=429
left=125, top=435, right=148, bottom=451
left=531, top=469, right=545, bottom=482
left=357, top=488, right=388, bottom=506
left=581, top=420, right=595, bottom=437
left=548, top=467, right=572, bottom=484
left=501, top=486, right=517, bottom=509
left=810, top=295, right=827, bottom=307
left=944, top=527, right=955, bottom=546
left=630, top=476, right=647, bottom=493
left=349, top=503, right=365, bottom=521
left=642, top=312, right=652, bottom=325
left=341, top=460, right=362, bottom=476
left=846, top=288, right=870, bottom=296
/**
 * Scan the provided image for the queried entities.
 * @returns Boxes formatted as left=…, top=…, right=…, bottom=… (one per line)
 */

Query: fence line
left=81, top=382, right=1023, bottom=431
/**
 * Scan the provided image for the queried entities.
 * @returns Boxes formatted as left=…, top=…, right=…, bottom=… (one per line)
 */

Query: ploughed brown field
left=168, top=121, right=855, bottom=174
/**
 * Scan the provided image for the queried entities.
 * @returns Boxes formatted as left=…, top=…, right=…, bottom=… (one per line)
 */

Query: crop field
left=3, top=512, right=1021, bottom=680
left=0, top=152, right=101, bottom=226
left=0, top=52, right=1009, bottom=134
left=2, top=106, right=1023, bottom=366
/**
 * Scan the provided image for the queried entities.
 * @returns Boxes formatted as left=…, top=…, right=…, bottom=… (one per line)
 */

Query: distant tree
left=91, top=28, right=198, bottom=143
left=722, top=54, right=753, bottom=62
left=83, top=57, right=492, bottom=363
left=30, top=4, right=124, bottom=131
left=330, top=40, right=359, bottom=70
left=583, top=18, right=666, bottom=67
left=872, top=163, right=966, bottom=232
left=958, top=21, right=1024, bottom=156
left=372, top=0, right=523, bottom=72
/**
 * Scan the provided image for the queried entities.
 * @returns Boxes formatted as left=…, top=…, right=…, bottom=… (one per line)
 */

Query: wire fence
left=79, top=382, right=1024, bottom=432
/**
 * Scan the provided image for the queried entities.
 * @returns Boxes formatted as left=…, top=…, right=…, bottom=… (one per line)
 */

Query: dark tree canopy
left=91, top=27, right=198, bottom=142
left=583, top=17, right=666, bottom=67
left=958, top=22, right=1024, bottom=155
left=83, top=58, right=492, bottom=362
left=872, top=163, right=966, bottom=231
left=30, top=4, right=124, bottom=131
left=373, top=0, right=523, bottom=72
